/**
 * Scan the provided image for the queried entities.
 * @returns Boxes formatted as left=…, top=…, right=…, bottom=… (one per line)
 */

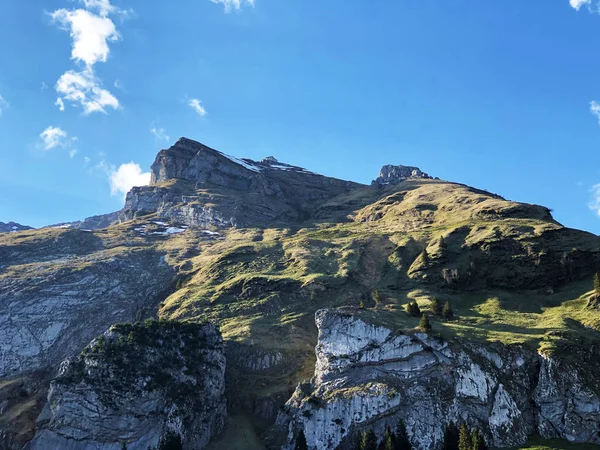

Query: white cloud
left=210, top=0, right=255, bottom=12
left=50, top=7, right=119, bottom=66
left=40, top=126, right=69, bottom=150
left=570, top=0, right=592, bottom=11
left=69, top=149, right=78, bottom=158
left=590, top=101, right=600, bottom=124
left=84, top=156, right=91, bottom=164
left=189, top=98, right=207, bottom=116
left=41, top=82, right=49, bottom=91
left=50, top=0, right=123, bottom=114
left=590, top=184, right=600, bottom=216
left=56, top=69, right=119, bottom=114
left=151, top=126, right=170, bottom=142
left=108, top=162, right=151, bottom=198
left=0, top=95, right=8, bottom=116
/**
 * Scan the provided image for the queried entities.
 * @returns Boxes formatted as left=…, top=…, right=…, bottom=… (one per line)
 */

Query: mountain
left=0, top=221, right=33, bottom=233
left=1, top=137, right=599, bottom=450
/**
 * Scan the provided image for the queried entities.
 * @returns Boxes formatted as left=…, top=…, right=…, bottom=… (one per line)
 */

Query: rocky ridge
left=0, top=222, right=33, bottom=233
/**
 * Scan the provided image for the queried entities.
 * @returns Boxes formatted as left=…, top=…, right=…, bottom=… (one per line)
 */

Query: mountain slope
left=1, top=137, right=599, bottom=449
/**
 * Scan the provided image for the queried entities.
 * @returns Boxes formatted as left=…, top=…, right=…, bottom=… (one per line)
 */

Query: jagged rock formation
left=0, top=221, right=33, bottom=233
left=27, top=320, right=226, bottom=450
left=371, top=164, right=432, bottom=186
left=47, top=211, right=123, bottom=231
left=123, top=137, right=362, bottom=228
left=276, top=309, right=600, bottom=450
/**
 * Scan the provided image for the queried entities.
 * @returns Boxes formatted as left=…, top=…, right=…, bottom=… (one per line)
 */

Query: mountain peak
left=372, top=164, right=433, bottom=186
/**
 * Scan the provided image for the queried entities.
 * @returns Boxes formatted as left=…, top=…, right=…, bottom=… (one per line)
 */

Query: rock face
left=123, top=137, right=362, bottom=228
left=0, top=221, right=33, bottom=233
left=275, top=309, right=600, bottom=450
left=27, top=320, right=226, bottom=450
left=0, top=229, right=176, bottom=377
left=371, top=164, right=432, bottom=185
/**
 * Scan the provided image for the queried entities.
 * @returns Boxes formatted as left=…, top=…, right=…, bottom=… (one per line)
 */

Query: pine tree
left=395, top=419, right=411, bottom=450
left=406, top=301, right=421, bottom=317
left=379, top=426, right=395, bottom=450
left=458, top=424, right=471, bottom=450
left=439, top=236, right=447, bottom=253
left=443, top=301, right=454, bottom=320
left=294, top=430, right=309, bottom=450
left=362, top=429, right=378, bottom=450
left=374, top=290, right=383, bottom=307
left=431, top=297, right=442, bottom=315
left=157, top=431, right=183, bottom=450
left=443, top=422, right=459, bottom=450
left=121, top=443, right=128, bottom=450
left=594, top=272, right=600, bottom=296
left=420, top=249, right=430, bottom=267
left=471, top=429, right=487, bottom=450
left=419, top=314, right=432, bottom=332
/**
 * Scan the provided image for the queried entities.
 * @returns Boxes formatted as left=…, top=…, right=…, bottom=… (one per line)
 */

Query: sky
left=1, top=0, right=600, bottom=233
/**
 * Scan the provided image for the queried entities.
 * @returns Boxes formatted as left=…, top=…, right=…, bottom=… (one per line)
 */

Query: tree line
left=293, top=420, right=488, bottom=450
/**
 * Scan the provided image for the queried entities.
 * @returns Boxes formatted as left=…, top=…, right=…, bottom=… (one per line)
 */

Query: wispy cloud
left=210, top=0, right=255, bottom=13
left=151, top=126, right=170, bottom=142
left=189, top=98, right=207, bottom=116
left=50, top=0, right=124, bottom=114
left=570, top=0, right=592, bottom=11
left=0, top=95, right=9, bottom=116
left=40, top=126, right=69, bottom=150
left=590, top=184, right=600, bottom=216
left=590, top=101, right=600, bottom=124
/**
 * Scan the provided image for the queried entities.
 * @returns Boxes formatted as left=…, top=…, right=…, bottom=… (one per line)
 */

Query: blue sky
left=1, top=0, right=600, bottom=233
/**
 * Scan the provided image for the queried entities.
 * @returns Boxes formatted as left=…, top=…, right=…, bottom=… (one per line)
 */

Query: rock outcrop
left=275, top=309, right=600, bottom=450
left=0, top=221, right=33, bottom=233
left=27, top=320, right=226, bottom=450
left=123, top=137, right=362, bottom=228
left=371, top=164, right=432, bottom=186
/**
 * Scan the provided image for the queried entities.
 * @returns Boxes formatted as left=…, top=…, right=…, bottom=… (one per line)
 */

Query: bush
left=406, top=301, right=421, bottom=317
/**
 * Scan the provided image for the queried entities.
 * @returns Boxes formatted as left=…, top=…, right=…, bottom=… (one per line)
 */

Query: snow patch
left=217, top=152, right=263, bottom=173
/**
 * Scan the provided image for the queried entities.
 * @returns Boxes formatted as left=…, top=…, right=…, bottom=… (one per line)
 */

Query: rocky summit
left=0, top=222, right=33, bottom=233
left=1, top=137, right=600, bottom=450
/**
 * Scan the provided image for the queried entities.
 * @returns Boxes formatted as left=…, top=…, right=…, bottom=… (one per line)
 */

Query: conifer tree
left=420, top=249, right=430, bottom=267
left=419, top=313, right=432, bottom=332
left=379, top=426, right=395, bottom=450
left=407, top=301, right=421, bottom=317
left=443, top=301, right=454, bottom=320
left=471, top=429, right=487, bottom=450
left=395, top=419, right=411, bottom=450
left=294, top=430, right=309, bottom=450
left=458, top=424, right=471, bottom=450
left=374, top=290, right=383, bottom=307
left=443, top=422, right=459, bottom=450
left=431, top=297, right=442, bottom=315
left=594, top=272, right=600, bottom=296
left=362, top=429, right=378, bottom=450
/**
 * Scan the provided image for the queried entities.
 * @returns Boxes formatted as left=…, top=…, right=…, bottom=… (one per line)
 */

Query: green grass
left=512, top=436, right=600, bottom=449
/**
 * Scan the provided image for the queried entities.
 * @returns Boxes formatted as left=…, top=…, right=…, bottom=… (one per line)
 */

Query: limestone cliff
left=275, top=309, right=600, bottom=450
left=26, top=320, right=226, bottom=450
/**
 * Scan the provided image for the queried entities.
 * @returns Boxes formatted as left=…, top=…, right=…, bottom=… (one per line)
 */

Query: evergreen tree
left=157, top=431, right=183, bottom=450
left=362, top=429, right=378, bottom=450
left=294, top=430, right=309, bottom=450
left=458, top=424, right=471, bottom=450
left=419, top=314, right=432, bottom=332
left=360, top=301, right=365, bottom=309
left=395, top=419, right=411, bottom=450
left=121, top=443, right=128, bottom=450
left=443, top=301, right=454, bottom=320
left=374, top=290, right=383, bottom=307
left=471, top=429, right=487, bottom=450
left=421, top=249, right=430, bottom=266
left=406, top=301, right=421, bottom=317
left=594, top=272, right=600, bottom=296
left=443, top=422, right=459, bottom=450
left=378, top=426, right=395, bottom=450
left=439, top=236, right=447, bottom=253
left=431, top=297, right=442, bottom=315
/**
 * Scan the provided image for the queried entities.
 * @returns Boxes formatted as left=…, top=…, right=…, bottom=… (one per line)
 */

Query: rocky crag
left=0, top=137, right=599, bottom=449
left=0, top=222, right=32, bottom=233
left=275, top=309, right=600, bottom=450
left=27, top=320, right=226, bottom=450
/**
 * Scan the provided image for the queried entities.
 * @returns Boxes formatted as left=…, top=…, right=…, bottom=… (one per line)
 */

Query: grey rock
left=0, top=222, right=33, bottom=233
left=371, top=164, right=432, bottom=186
left=275, top=309, right=600, bottom=450
left=26, top=321, right=226, bottom=450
